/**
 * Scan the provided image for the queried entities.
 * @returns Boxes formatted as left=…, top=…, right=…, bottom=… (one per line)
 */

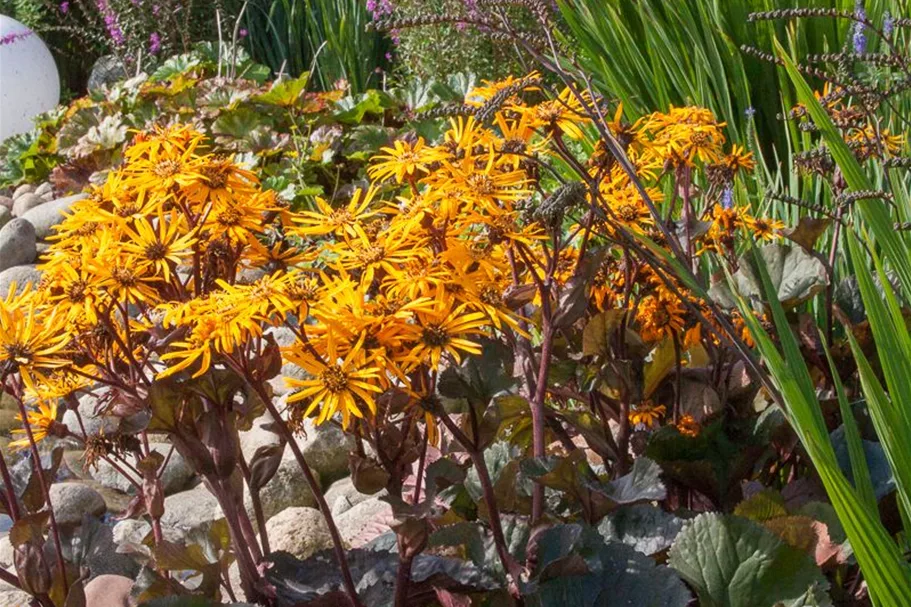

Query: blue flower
left=883, top=12, right=894, bottom=38
left=744, top=106, right=756, bottom=119
left=721, top=187, right=734, bottom=210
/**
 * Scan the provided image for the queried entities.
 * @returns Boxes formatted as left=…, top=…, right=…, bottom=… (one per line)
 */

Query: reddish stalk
left=9, top=389, right=68, bottom=596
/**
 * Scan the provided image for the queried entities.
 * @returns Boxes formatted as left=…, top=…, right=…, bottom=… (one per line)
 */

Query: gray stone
left=0, top=197, right=11, bottom=211
left=32, top=182, right=53, bottom=198
left=241, top=403, right=351, bottom=488
left=160, top=484, right=223, bottom=532
left=0, top=218, right=36, bottom=271
left=0, top=207, right=9, bottom=231
left=265, top=507, right=333, bottom=560
left=246, top=446, right=320, bottom=520
left=11, top=193, right=44, bottom=217
left=75, top=520, right=140, bottom=580
left=20, top=193, right=86, bottom=240
left=72, top=478, right=132, bottom=515
left=11, top=184, right=34, bottom=199
left=92, top=442, right=193, bottom=496
left=325, top=476, right=385, bottom=517
left=63, top=391, right=121, bottom=439
left=335, top=497, right=394, bottom=548
left=0, top=588, right=30, bottom=606
left=84, top=574, right=132, bottom=607
left=88, top=56, right=128, bottom=91
left=49, top=482, right=106, bottom=525
left=295, top=417, right=354, bottom=483
left=0, top=265, right=41, bottom=296
left=112, top=517, right=182, bottom=547
left=112, top=519, right=151, bottom=548
left=0, top=411, right=17, bottom=436
left=0, top=535, right=11, bottom=568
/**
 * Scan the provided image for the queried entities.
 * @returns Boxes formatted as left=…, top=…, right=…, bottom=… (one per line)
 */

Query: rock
left=0, top=207, right=9, bottom=231
left=74, top=478, right=133, bottom=515
left=335, top=498, right=394, bottom=548
left=246, top=447, right=319, bottom=520
left=325, top=476, right=385, bottom=517
left=11, top=193, right=44, bottom=217
left=0, top=411, right=18, bottom=436
left=112, top=517, right=182, bottom=547
left=20, top=193, right=85, bottom=240
left=239, top=412, right=284, bottom=460
left=92, top=442, right=193, bottom=496
left=0, top=536, right=11, bottom=568
left=32, top=182, right=53, bottom=198
left=84, top=574, right=133, bottom=607
left=88, top=55, right=128, bottom=91
left=0, top=265, right=41, bottom=296
left=63, top=391, right=121, bottom=439
left=0, top=393, right=14, bottom=412
left=265, top=507, right=333, bottom=560
left=0, top=218, right=36, bottom=271
left=0, top=197, right=11, bottom=211
left=76, top=520, right=141, bottom=580
left=112, top=519, right=151, bottom=548
left=11, top=184, right=34, bottom=199
left=295, top=417, right=354, bottom=483
left=160, top=484, right=223, bottom=532
left=49, top=482, right=106, bottom=525
left=0, top=588, right=30, bottom=606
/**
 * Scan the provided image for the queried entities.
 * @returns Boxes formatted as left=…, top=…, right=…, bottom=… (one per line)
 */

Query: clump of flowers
left=0, top=71, right=803, bottom=604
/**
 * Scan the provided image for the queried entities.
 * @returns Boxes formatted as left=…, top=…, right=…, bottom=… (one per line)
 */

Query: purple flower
left=721, top=187, right=734, bottom=210
left=60, top=1, right=69, bottom=13
left=852, top=24, right=867, bottom=54
left=239, top=28, right=248, bottom=39
left=883, top=12, right=893, bottom=38
left=852, top=1, right=867, bottom=54
left=384, top=51, right=392, bottom=61
left=152, top=4, right=160, bottom=15
left=0, top=30, right=34, bottom=46
left=149, top=32, right=161, bottom=54
left=744, top=106, right=756, bottom=119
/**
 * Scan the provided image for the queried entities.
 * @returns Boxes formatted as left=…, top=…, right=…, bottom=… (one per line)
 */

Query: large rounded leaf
left=528, top=538, right=691, bottom=607
left=711, top=244, right=828, bottom=310
left=668, top=513, right=832, bottom=607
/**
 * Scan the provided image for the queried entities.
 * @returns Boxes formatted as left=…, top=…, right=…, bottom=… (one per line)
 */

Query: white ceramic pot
left=0, top=15, right=60, bottom=142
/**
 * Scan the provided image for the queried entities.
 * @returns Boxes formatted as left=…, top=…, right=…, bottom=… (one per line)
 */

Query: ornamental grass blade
left=732, top=245, right=911, bottom=606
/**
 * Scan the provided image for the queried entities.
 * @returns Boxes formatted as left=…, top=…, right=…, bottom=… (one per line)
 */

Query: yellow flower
left=284, top=331, right=382, bottom=428
left=291, top=187, right=380, bottom=238
left=10, top=400, right=60, bottom=451
left=676, top=414, right=701, bottom=438
left=743, top=215, right=784, bottom=241
left=368, top=138, right=440, bottom=184
left=636, top=293, right=686, bottom=342
left=407, top=296, right=490, bottom=370
left=0, top=286, right=70, bottom=388
left=120, top=211, right=197, bottom=282
left=628, top=401, right=666, bottom=428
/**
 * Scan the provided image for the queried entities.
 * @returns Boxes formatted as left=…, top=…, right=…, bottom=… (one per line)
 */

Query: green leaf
left=598, top=504, right=684, bottom=556
left=668, top=513, right=832, bottom=607
left=643, top=338, right=676, bottom=398
left=149, top=54, right=202, bottom=82
left=582, top=309, right=626, bottom=357
left=721, top=243, right=828, bottom=310
left=333, top=90, right=398, bottom=125
left=527, top=527, right=690, bottom=607
left=252, top=73, right=311, bottom=107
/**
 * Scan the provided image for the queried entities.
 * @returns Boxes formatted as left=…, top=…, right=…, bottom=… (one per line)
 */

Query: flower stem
left=10, top=390, right=68, bottom=596
left=248, top=380, right=362, bottom=607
